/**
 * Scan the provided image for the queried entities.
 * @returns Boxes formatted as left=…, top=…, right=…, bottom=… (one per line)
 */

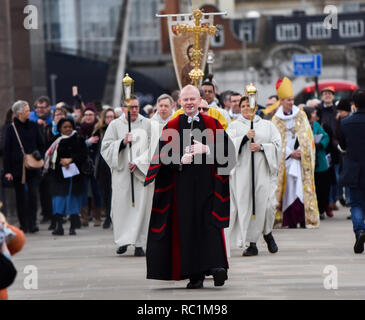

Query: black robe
left=144, top=113, right=235, bottom=281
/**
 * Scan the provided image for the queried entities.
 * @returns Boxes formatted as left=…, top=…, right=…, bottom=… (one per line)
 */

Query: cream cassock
left=225, top=115, right=281, bottom=256
left=101, top=114, right=154, bottom=248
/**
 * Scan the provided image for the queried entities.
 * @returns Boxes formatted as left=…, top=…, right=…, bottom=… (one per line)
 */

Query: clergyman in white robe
left=101, top=114, right=154, bottom=249
left=225, top=115, right=282, bottom=257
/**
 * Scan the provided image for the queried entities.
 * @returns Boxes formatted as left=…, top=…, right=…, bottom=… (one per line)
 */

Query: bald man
left=145, top=85, right=235, bottom=289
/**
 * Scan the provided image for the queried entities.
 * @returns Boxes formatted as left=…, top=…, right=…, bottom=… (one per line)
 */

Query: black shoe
left=134, top=247, right=145, bottom=257
left=263, top=232, right=278, bottom=253
left=354, top=231, right=365, bottom=254
left=116, top=245, right=128, bottom=255
left=69, top=228, right=76, bottom=236
left=103, top=218, right=111, bottom=229
left=52, top=228, right=64, bottom=236
left=212, top=268, right=227, bottom=287
left=347, top=215, right=352, bottom=220
left=52, top=214, right=64, bottom=236
left=288, top=224, right=297, bottom=229
left=30, top=226, right=39, bottom=234
left=74, top=215, right=81, bottom=229
left=243, top=243, right=258, bottom=256
left=320, top=214, right=325, bottom=220
left=186, top=280, right=204, bottom=289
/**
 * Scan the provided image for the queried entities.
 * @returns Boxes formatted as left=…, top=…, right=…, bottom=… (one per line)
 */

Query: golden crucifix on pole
left=175, top=9, right=217, bottom=87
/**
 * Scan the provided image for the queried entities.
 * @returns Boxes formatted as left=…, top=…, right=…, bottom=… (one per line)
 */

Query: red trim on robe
left=151, top=224, right=166, bottom=233
left=152, top=204, right=171, bottom=214
left=155, top=184, right=174, bottom=193
left=214, top=192, right=230, bottom=202
left=145, top=173, right=157, bottom=181
left=148, top=163, right=162, bottom=171
left=212, top=211, right=230, bottom=221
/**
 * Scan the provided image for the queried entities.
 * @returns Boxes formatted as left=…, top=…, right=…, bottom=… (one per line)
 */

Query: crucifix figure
left=175, top=9, right=217, bottom=87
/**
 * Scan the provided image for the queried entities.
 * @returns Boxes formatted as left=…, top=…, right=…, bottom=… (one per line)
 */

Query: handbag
left=12, top=123, right=44, bottom=184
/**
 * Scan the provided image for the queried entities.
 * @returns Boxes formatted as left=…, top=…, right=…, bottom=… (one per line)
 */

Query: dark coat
left=49, top=133, right=88, bottom=196
left=339, top=110, right=365, bottom=188
left=317, top=102, right=340, bottom=164
left=144, top=114, right=234, bottom=281
left=3, top=118, right=44, bottom=180
left=94, top=128, right=111, bottom=190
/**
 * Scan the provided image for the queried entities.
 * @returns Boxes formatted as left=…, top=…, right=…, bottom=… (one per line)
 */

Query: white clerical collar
left=184, top=111, right=199, bottom=118
left=275, top=105, right=300, bottom=120
left=229, top=108, right=240, bottom=119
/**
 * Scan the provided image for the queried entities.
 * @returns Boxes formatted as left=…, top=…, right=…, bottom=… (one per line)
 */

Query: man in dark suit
left=339, top=89, right=365, bottom=254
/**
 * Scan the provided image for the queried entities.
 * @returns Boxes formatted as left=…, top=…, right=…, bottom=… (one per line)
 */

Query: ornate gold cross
left=175, top=9, right=217, bottom=87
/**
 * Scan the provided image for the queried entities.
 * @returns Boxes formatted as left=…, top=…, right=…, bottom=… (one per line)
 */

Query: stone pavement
left=7, top=205, right=365, bottom=300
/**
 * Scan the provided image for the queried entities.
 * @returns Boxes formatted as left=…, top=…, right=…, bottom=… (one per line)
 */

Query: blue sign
left=293, top=54, right=322, bottom=77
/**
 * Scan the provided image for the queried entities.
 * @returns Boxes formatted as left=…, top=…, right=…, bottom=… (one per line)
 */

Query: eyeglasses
left=36, top=106, right=48, bottom=110
left=198, top=107, right=209, bottom=112
left=105, top=115, right=115, bottom=119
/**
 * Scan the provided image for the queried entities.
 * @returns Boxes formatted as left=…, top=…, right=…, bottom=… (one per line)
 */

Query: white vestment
left=101, top=114, right=154, bottom=248
left=275, top=106, right=303, bottom=212
left=225, top=115, right=282, bottom=256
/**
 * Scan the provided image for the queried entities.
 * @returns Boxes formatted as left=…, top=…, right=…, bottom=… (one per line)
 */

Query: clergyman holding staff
left=226, top=95, right=282, bottom=257
left=101, top=95, right=154, bottom=257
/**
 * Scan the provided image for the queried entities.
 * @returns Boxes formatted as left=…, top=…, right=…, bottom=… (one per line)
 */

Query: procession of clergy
left=100, top=76, right=319, bottom=289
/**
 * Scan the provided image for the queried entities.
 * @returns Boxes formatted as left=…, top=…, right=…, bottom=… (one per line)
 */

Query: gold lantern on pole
left=122, top=73, right=135, bottom=207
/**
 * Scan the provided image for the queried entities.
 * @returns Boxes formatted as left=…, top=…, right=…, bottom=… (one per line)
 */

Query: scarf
left=79, top=121, right=97, bottom=138
left=43, top=131, right=77, bottom=172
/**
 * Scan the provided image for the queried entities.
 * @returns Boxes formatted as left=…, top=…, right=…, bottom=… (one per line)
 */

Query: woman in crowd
left=78, top=106, right=102, bottom=227
left=45, top=107, right=68, bottom=149
left=304, top=107, right=331, bottom=220
left=226, top=96, right=282, bottom=256
left=45, top=118, right=88, bottom=235
left=3, top=101, right=44, bottom=233
left=93, top=108, right=116, bottom=229
left=43, top=107, right=68, bottom=230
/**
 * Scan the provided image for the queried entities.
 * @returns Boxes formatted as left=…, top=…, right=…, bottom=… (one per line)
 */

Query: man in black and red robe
left=144, top=85, right=235, bottom=289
